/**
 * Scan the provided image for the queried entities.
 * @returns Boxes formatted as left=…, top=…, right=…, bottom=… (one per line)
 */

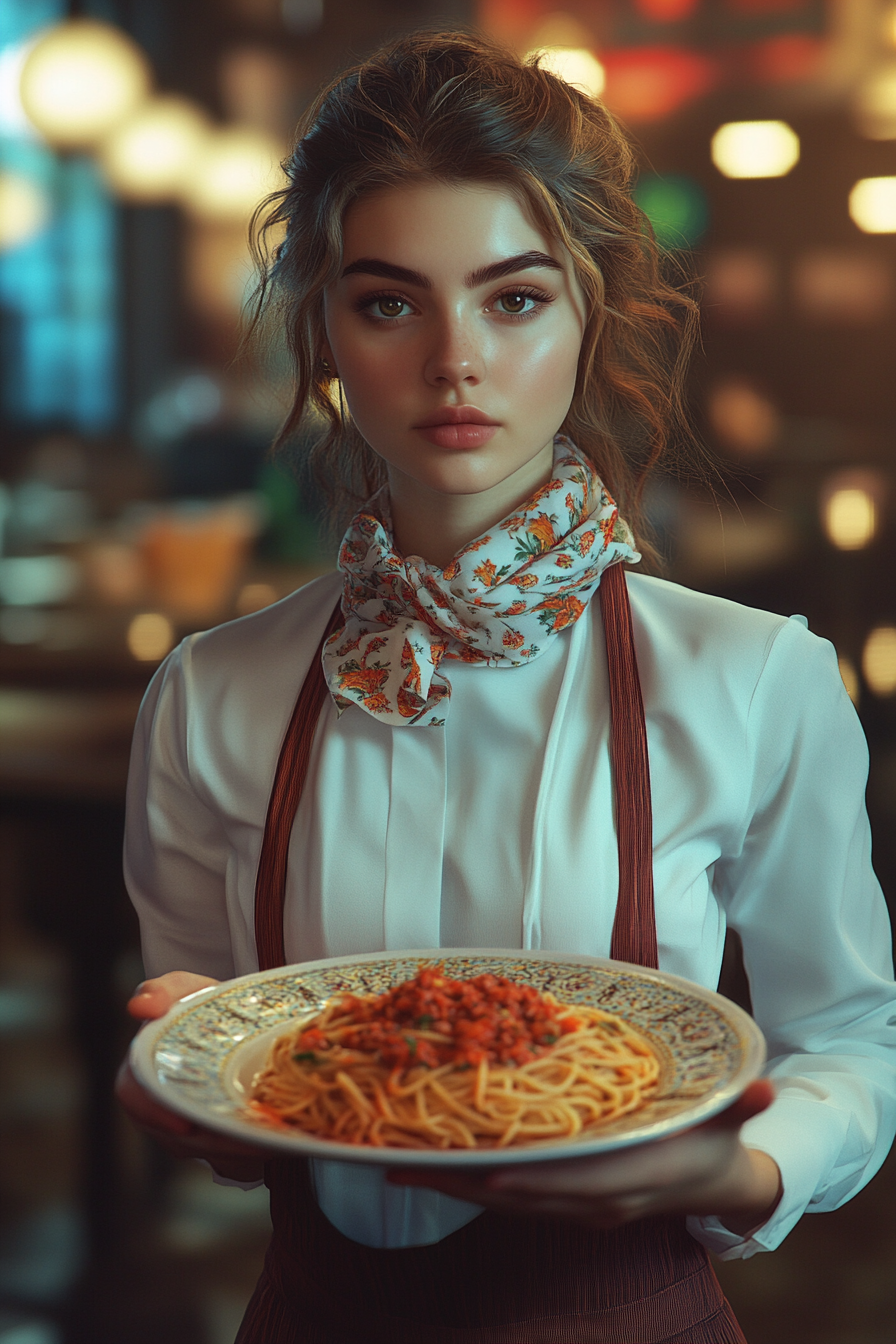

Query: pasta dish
left=249, top=964, right=661, bottom=1149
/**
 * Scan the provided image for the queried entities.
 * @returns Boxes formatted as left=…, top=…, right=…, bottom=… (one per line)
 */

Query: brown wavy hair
left=249, top=28, right=700, bottom=566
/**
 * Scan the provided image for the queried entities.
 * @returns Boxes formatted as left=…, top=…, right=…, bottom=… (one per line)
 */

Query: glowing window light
left=838, top=655, right=860, bottom=706
left=849, top=177, right=896, bottom=233
left=0, top=172, right=51, bottom=251
left=18, top=19, right=151, bottom=149
left=127, top=612, right=174, bottom=662
left=530, top=47, right=605, bottom=98
left=99, top=96, right=210, bottom=203
left=862, top=626, right=896, bottom=697
left=0, top=39, right=40, bottom=137
left=711, top=121, right=800, bottom=179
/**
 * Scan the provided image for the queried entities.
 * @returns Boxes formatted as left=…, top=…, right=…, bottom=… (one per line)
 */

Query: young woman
left=117, top=30, right=896, bottom=1344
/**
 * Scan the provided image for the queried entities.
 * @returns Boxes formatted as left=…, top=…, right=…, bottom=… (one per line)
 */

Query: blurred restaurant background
left=0, top=1, right=895, bottom=1341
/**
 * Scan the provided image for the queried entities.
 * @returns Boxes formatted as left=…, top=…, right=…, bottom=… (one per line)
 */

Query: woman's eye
left=372, top=296, right=408, bottom=319
left=497, top=292, right=531, bottom=314
left=492, top=290, right=549, bottom=317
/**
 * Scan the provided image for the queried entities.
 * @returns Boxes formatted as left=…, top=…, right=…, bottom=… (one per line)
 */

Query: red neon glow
left=478, top=0, right=547, bottom=42
left=633, top=0, right=700, bottom=20
left=601, top=46, right=718, bottom=122
left=749, top=34, right=827, bottom=83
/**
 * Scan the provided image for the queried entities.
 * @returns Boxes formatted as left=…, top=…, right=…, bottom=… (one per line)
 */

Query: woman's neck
left=386, top=444, right=554, bottom=570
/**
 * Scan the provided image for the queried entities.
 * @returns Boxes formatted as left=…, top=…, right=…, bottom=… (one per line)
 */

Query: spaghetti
left=249, top=965, right=661, bottom=1149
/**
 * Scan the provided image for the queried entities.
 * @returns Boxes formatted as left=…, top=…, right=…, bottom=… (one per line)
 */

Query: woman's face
left=323, top=180, right=587, bottom=510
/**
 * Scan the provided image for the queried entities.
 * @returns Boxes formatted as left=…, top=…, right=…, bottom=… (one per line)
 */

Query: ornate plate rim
left=130, top=949, right=766, bottom=1166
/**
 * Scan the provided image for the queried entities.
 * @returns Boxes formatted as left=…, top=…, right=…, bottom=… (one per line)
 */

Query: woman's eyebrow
left=340, top=250, right=563, bottom=289
left=466, top=251, right=563, bottom=287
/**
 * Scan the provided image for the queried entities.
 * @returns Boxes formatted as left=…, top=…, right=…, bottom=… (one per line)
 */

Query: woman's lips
left=416, top=422, right=499, bottom=448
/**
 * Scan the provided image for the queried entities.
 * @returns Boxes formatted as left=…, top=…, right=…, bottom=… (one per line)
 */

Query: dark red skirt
left=235, top=1159, right=747, bottom=1344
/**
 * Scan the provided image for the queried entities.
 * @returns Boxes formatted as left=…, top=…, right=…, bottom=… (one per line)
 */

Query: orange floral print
left=503, top=629, right=525, bottom=649
left=338, top=664, right=389, bottom=700
left=528, top=478, right=563, bottom=508
left=528, top=513, right=556, bottom=549
left=473, top=559, right=499, bottom=587
left=599, top=513, right=618, bottom=543
left=397, top=685, right=424, bottom=718
left=534, top=593, right=586, bottom=631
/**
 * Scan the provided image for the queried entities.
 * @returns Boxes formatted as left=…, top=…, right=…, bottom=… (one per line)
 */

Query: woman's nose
left=423, top=317, right=484, bottom=387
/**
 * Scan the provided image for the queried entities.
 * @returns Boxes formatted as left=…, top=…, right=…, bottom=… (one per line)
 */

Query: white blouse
left=124, top=568, right=896, bottom=1259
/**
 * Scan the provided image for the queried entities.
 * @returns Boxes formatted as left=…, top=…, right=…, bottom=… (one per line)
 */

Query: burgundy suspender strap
left=600, top=562, right=658, bottom=970
left=254, top=602, right=343, bottom=973
left=254, top=563, right=656, bottom=973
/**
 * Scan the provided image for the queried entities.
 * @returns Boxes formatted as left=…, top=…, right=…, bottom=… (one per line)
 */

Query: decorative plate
left=130, top=949, right=765, bottom=1166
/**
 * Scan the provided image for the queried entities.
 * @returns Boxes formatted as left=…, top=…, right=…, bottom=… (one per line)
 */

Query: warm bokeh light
left=601, top=46, right=716, bottom=122
left=711, top=120, right=800, bottom=178
left=634, top=0, right=698, bottom=18
left=182, top=126, right=285, bottom=222
left=749, top=34, right=825, bottom=86
left=824, top=489, right=877, bottom=550
left=99, top=95, right=210, bottom=202
left=862, top=626, right=896, bottom=697
left=127, top=612, right=175, bottom=662
left=18, top=19, right=151, bottom=149
left=854, top=62, right=896, bottom=139
left=821, top=471, right=885, bottom=551
left=706, top=379, right=779, bottom=455
left=236, top=582, right=278, bottom=616
left=792, top=250, right=893, bottom=324
left=703, top=249, right=776, bottom=323
left=849, top=176, right=896, bottom=233
left=530, top=47, right=605, bottom=98
left=838, top=655, right=860, bottom=706
left=0, top=172, right=51, bottom=251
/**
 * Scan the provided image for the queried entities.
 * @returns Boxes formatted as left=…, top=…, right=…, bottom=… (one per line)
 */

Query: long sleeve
left=124, top=640, right=237, bottom=982
left=688, top=617, right=896, bottom=1259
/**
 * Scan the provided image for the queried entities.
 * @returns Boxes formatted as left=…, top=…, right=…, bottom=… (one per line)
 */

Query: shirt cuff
left=688, top=1090, right=851, bottom=1260
left=197, top=1158, right=265, bottom=1191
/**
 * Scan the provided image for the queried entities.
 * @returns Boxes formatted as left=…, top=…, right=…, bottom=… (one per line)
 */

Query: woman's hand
left=390, top=1078, right=782, bottom=1235
left=116, top=972, right=267, bottom=1183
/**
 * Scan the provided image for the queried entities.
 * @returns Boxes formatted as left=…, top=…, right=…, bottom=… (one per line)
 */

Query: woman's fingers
left=115, top=1057, right=266, bottom=1173
left=119, top=970, right=266, bottom=1179
left=127, top=971, right=220, bottom=1021
left=115, top=1057, right=193, bottom=1135
left=389, top=1078, right=780, bottom=1226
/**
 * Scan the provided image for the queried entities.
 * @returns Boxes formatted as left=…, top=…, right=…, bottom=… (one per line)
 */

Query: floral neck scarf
left=322, top=437, right=640, bottom=727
